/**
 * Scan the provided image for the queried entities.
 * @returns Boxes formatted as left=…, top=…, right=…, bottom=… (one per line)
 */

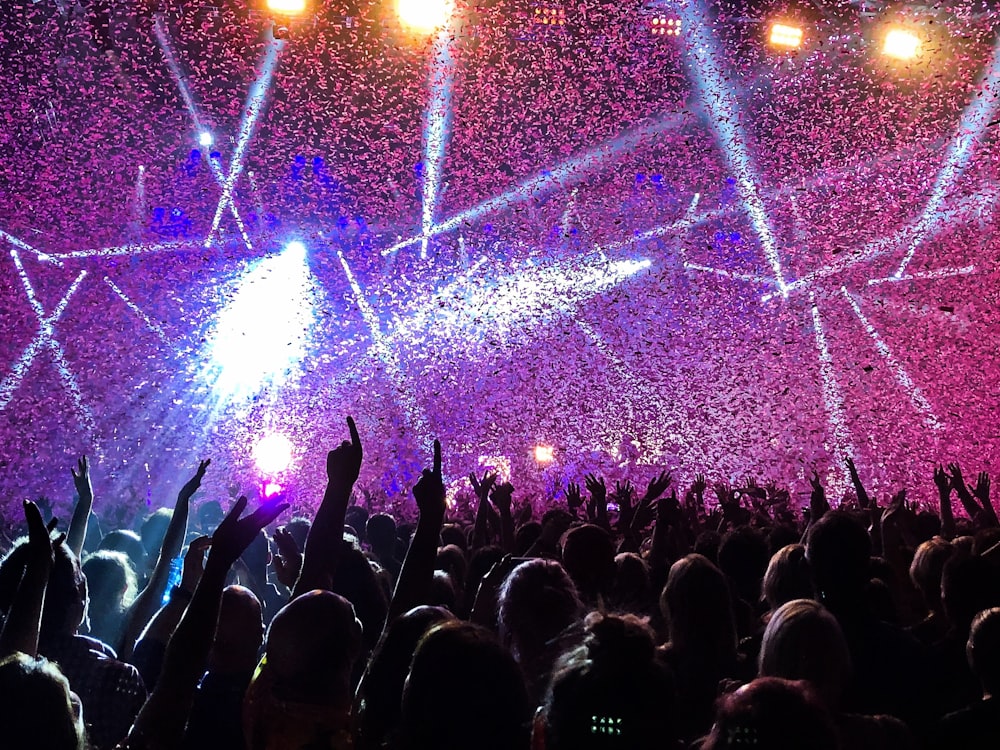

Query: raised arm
left=0, top=502, right=60, bottom=658
left=845, top=456, right=871, bottom=510
left=121, top=497, right=287, bottom=750
left=66, top=456, right=93, bottom=559
left=470, top=470, right=497, bottom=549
left=118, top=460, right=210, bottom=660
left=489, top=480, right=516, bottom=554
left=934, top=466, right=955, bottom=539
left=384, top=439, right=446, bottom=625
left=292, top=417, right=362, bottom=598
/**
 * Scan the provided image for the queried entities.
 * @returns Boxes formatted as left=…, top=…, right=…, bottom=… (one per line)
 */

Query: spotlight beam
left=206, top=38, right=284, bottom=248
left=103, top=277, right=171, bottom=345
left=840, top=287, right=941, bottom=430
left=683, top=262, right=776, bottom=285
left=50, top=240, right=192, bottom=259
left=154, top=16, right=253, bottom=250
left=867, top=265, right=977, bottom=286
left=420, top=31, right=457, bottom=259
left=0, top=268, right=87, bottom=412
left=894, top=34, right=1000, bottom=279
left=761, top=182, right=998, bottom=302
left=675, top=0, right=788, bottom=295
left=3, top=251, right=94, bottom=435
left=337, top=252, right=431, bottom=442
left=808, top=292, right=858, bottom=492
left=382, top=110, right=694, bottom=256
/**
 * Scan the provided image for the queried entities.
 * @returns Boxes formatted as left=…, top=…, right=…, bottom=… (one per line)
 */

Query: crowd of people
left=2, top=419, right=1000, bottom=749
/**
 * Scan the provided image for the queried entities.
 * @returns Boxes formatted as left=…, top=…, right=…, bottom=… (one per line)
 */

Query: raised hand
left=948, top=463, right=971, bottom=498
left=614, top=479, right=635, bottom=506
left=327, top=416, right=363, bottom=488
left=180, top=536, right=212, bottom=593
left=469, top=470, right=497, bottom=501
left=934, top=465, right=952, bottom=496
left=413, top=439, right=446, bottom=521
left=70, top=456, right=92, bottom=501
left=490, top=481, right=514, bottom=516
left=179, top=459, right=211, bottom=503
left=809, top=471, right=829, bottom=521
left=566, top=482, right=584, bottom=513
left=24, top=500, right=62, bottom=572
left=585, top=474, right=607, bottom=503
left=691, top=473, right=707, bottom=497
left=207, top=496, right=288, bottom=572
left=974, top=472, right=992, bottom=505
left=272, top=527, right=302, bottom=590
left=644, top=470, right=672, bottom=503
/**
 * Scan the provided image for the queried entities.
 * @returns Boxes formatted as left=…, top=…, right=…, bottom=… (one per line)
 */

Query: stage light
left=211, top=241, right=316, bottom=398
left=254, top=433, right=294, bottom=475
left=651, top=16, right=681, bottom=36
left=534, top=7, right=566, bottom=25
left=534, top=445, right=555, bottom=463
left=883, top=28, right=921, bottom=60
left=267, top=0, right=306, bottom=14
left=769, top=22, right=803, bottom=49
left=397, top=0, right=453, bottom=33
left=198, top=131, right=213, bottom=147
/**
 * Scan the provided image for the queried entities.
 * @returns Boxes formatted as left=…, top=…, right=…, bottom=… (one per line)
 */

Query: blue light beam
left=205, top=38, right=284, bottom=248
left=382, top=111, right=693, bottom=256
left=894, top=35, right=1000, bottom=279
left=840, top=287, right=941, bottom=430
left=673, top=0, right=788, bottom=294
left=420, top=31, right=457, bottom=259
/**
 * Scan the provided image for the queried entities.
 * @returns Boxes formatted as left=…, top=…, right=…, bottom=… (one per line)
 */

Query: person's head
left=140, top=508, right=173, bottom=557
left=197, top=500, right=224, bottom=533
left=661, top=554, right=736, bottom=658
left=367, top=513, right=397, bottom=555
left=436, top=544, right=467, bottom=594
left=239, top=529, right=271, bottom=584
left=284, top=517, right=311, bottom=550
left=718, top=527, right=770, bottom=604
left=39, top=542, right=88, bottom=639
left=694, top=531, right=722, bottom=565
left=330, top=543, right=389, bottom=655
left=263, top=590, right=362, bottom=702
left=82, top=550, right=136, bottom=616
left=441, top=524, right=467, bottom=552
left=611, top=553, right=652, bottom=612
left=345, top=506, right=370, bottom=545
left=805, top=511, right=871, bottom=608
left=561, top=525, right=616, bottom=602
left=464, top=545, right=505, bottom=616
left=515, top=522, right=542, bottom=556
left=358, top=606, right=455, bottom=745
left=96, top=530, right=145, bottom=576
left=0, top=654, right=85, bottom=750
left=209, top=585, right=264, bottom=676
left=537, top=613, right=675, bottom=750
left=701, top=677, right=838, bottom=750
left=427, top=570, right=457, bottom=611
left=401, top=621, right=531, bottom=750
left=498, top=559, right=583, bottom=685
left=942, top=553, right=1000, bottom=634
left=758, top=599, right=851, bottom=709
left=909, top=538, right=954, bottom=614
left=968, top=607, right=1000, bottom=698
left=762, top=545, right=813, bottom=612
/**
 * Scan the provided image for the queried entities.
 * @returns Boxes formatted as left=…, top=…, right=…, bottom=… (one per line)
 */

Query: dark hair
left=541, top=613, right=674, bottom=750
left=140, top=508, right=173, bottom=556
left=401, top=621, right=531, bottom=750
left=97, top=530, right=146, bottom=574
left=0, top=654, right=85, bottom=750
left=805, top=511, right=871, bottom=605
left=968, top=607, right=1000, bottom=695
left=701, top=677, right=838, bottom=750
left=357, top=605, right=455, bottom=750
